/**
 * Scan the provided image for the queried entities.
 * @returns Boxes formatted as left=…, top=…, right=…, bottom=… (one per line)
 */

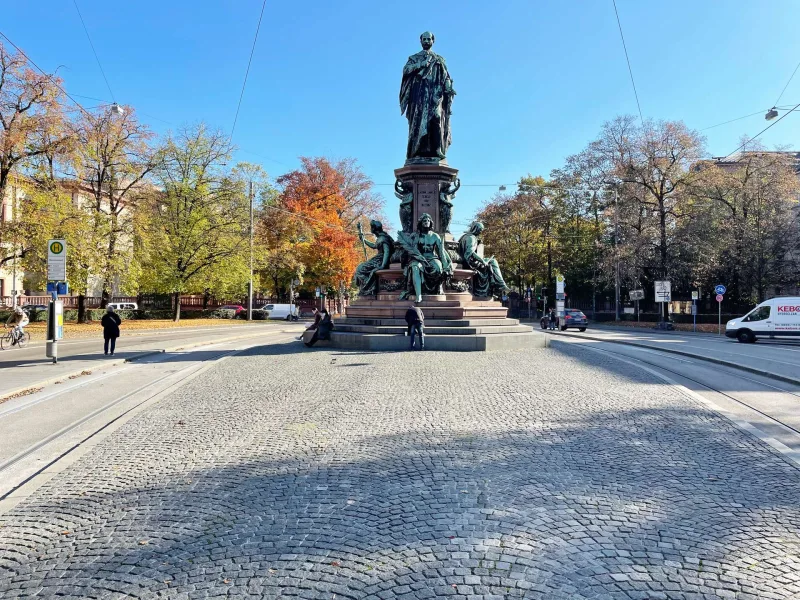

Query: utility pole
left=614, top=188, right=620, bottom=321
left=247, top=180, right=254, bottom=321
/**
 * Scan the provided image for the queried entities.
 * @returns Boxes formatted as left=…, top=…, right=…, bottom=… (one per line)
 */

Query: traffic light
left=541, top=287, right=548, bottom=297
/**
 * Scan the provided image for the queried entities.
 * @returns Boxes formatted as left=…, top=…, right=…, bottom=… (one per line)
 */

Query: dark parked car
left=22, top=304, right=49, bottom=315
left=561, top=309, right=588, bottom=332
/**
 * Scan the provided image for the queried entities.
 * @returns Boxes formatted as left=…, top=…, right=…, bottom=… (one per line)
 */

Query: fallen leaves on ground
left=0, top=387, right=43, bottom=405
left=22, top=319, right=265, bottom=341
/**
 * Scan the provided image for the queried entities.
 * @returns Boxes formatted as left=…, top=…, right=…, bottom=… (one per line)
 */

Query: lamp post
left=614, top=188, right=620, bottom=321
left=247, top=180, right=254, bottom=321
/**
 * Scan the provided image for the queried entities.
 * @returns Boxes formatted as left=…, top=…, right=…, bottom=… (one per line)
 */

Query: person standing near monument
left=400, top=31, right=455, bottom=162
left=405, top=302, right=425, bottom=351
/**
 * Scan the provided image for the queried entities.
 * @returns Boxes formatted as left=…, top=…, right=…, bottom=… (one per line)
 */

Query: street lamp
left=110, top=103, right=125, bottom=116
left=765, top=107, right=779, bottom=120
left=499, top=185, right=507, bottom=191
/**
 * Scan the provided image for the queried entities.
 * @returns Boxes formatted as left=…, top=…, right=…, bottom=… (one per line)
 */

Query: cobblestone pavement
left=1, top=342, right=800, bottom=599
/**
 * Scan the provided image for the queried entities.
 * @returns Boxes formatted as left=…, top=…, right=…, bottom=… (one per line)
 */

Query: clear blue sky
left=5, top=1, right=800, bottom=231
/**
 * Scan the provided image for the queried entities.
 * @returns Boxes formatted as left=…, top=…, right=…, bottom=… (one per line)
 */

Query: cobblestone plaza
left=1, top=342, right=799, bottom=599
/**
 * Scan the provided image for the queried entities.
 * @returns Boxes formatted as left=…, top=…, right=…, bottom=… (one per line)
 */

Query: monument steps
left=337, top=317, right=520, bottom=327
left=333, top=324, right=531, bottom=336
left=328, top=331, right=546, bottom=352
left=345, top=306, right=509, bottom=320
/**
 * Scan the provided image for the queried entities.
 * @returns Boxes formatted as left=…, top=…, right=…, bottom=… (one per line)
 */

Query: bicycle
left=1, top=326, right=30, bottom=350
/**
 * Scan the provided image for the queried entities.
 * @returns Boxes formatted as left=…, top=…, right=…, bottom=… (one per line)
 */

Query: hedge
left=1, top=307, right=272, bottom=323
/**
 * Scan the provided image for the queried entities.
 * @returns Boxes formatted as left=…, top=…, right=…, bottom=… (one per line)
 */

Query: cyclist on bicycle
left=5, top=306, right=29, bottom=346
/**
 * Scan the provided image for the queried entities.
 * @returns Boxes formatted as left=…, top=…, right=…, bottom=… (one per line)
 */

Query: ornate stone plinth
left=395, top=163, right=459, bottom=238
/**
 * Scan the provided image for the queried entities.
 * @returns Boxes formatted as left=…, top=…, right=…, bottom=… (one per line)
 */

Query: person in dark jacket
left=303, top=308, right=333, bottom=347
left=101, top=306, right=122, bottom=355
left=548, top=308, right=558, bottom=330
left=404, top=302, right=425, bottom=350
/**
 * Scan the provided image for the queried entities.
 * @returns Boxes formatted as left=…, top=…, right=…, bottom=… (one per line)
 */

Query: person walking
left=405, top=302, right=425, bottom=350
left=101, top=306, right=122, bottom=355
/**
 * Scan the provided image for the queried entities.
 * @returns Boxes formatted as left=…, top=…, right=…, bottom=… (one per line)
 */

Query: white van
left=260, top=303, right=299, bottom=321
left=725, top=297, right=800, bottom=343
left=108, top=302, right=138, bottom=311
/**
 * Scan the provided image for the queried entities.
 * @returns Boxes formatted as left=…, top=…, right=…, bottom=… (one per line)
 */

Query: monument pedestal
left=395, top=162, right=458, bottom=236
left=330, top=264, right=545, bottom=352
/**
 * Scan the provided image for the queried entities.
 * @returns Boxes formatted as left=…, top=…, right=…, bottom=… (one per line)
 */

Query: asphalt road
left=557, top=325, right=800, bottom=383
left=0, top=322, right=303, bottom=398
left=0, top=331, right=302, bottom=503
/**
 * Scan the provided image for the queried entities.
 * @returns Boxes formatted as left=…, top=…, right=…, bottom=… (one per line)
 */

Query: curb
left=545, top=330, right=800, bottom=388
left=0, top=327, right=302, bottom=402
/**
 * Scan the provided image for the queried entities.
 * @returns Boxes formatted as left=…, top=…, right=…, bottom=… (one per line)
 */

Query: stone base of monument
left=329, top=293, right=547, bottom=352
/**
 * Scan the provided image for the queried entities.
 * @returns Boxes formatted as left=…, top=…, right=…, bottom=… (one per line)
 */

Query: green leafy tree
left=138, top=125, right=249, bottom=321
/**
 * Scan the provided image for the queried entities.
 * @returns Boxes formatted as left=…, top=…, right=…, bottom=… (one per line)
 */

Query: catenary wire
left=774, top=59, right=800, bottom=107
left=0, top=30, right=92, bottom=117
left=230, top=0, right=267, bottom=141
left=724, top=101, right=800, bottom=159
left=72, top=0, right=116, bottom=103
left=612, top=0, right=643, bottom=125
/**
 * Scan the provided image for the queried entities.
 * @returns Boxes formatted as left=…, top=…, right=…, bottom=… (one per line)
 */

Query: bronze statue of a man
left=354, top=220, right=395, bottom=296
left=457, top=221, right=509, bottom=299
left=399, top=32, right=455, bottom=162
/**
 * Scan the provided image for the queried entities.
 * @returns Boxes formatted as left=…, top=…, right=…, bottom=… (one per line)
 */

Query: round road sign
left=714, top=284, right=726, bottom=295
left=716, top=294, right=724, bottom=302
left=49, top=241, right=64, bottom=254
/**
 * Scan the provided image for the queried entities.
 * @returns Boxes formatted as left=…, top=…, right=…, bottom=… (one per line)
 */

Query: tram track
left=559, top=339, right=800, bottom=433
left=0, top=333, right=297, bottom=504
left=552, top=338, right=800, bottom=469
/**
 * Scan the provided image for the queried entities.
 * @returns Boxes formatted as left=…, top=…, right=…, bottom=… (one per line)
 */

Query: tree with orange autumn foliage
left=263, top=157, right=382, bottom=300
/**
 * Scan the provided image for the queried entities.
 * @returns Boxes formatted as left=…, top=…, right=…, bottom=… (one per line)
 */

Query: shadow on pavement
left=0, top=344, right=798, bottom=598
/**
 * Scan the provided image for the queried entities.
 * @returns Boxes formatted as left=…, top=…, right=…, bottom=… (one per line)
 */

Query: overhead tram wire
left=699, top=105, right=798, bottom=131
left=72, top=0, right=116, bottom=103
left=230, top=0, right=268, bottom=141
left=0, top=30, right=92, bottom=117
left=773, top=59, right=800, bottom=108
left=612, top=0, right=643, bottom=125
left=724, top=101, right=800, bottom=159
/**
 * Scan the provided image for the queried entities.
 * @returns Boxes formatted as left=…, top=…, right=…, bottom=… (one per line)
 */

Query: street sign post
left=690, top=291, right=699, bottom=331
left=47, top=239, right=67, bottom=282
left=555, top=276, right=565, bottom=316
left=630, top=290, right=644, bottom=322
left=654, top=281, right=671, bottom=303
left=654, top=281, right=671, bottom=324
left=716, top=293, right=724, bottom=335
left=45, top=300, right=64, bottom=364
